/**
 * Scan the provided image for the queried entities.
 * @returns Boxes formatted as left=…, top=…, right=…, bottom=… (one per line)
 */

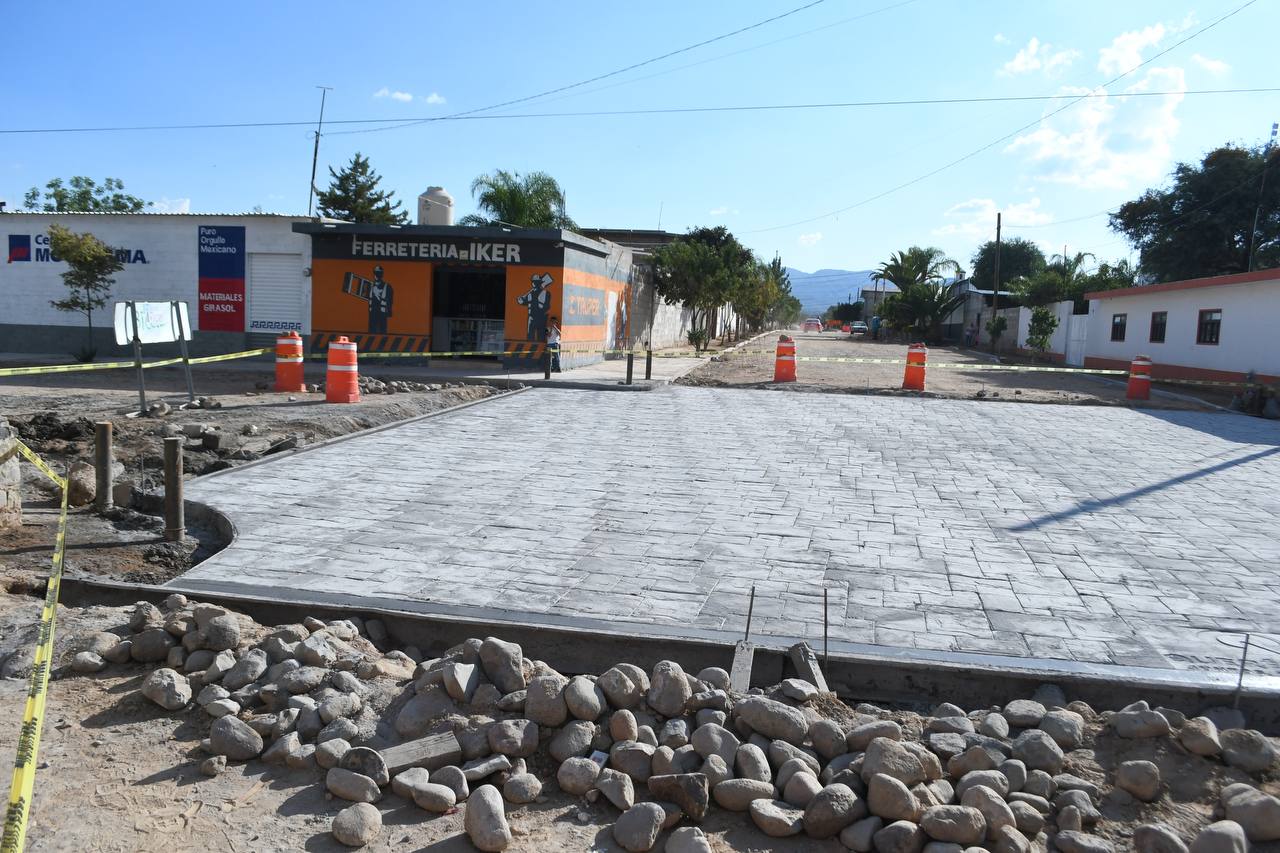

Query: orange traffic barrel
left=273, top=330, right=306, bottom=392
left=902, top=342, right=927, bottom=391
left=1127, top=355, right=1152, bottom=400
left=326, top=336, right=361, bottom=403
left=773, top=335, right=797, bottom=382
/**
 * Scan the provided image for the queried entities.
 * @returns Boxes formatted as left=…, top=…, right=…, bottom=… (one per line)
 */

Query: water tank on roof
left=417, top=187, right=453, bottom=226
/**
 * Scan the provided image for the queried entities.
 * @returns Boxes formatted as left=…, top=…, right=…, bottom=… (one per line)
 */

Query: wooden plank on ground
left=380, top=731, right=462, bottom=774
left=788, top=641, right=829, bottom=693
left=730, top=640, right=755, bottom=693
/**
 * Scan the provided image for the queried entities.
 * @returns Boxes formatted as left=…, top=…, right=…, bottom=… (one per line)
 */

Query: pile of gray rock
left=72, top=599, right=1280, bottom=852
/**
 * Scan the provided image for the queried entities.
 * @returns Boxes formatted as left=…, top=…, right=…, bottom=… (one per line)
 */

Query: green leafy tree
left=458, top=169, right=575, bottom=229
left=985, top=315, right=1008, bottom=352
left=652, top=227, right=756, bottom=350
left=824, top=302, right=863, bottom=323
left=316, top=153, right=408, bottom=224
left=1011, top=251, right=1099, bottom=306
left=1110, top=144, right=1280, bottom=281
left=971, top=237, right=1046, bottom=291
left=1081, top=259, right=1138, bottom=294
left=23, top=177, right=148, bottom=212
left=1026, top=306, right=1059, bottom=357
left=47, top=224, right=124, bottom=357
left=874, top=246, right=965, bottom=341
left=769, top=293, right=804, bottom=327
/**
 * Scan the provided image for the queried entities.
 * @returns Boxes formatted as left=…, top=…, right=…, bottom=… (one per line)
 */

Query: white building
left=1083, top=269, right=1280, bottom=383
left=1, top=212, right=311, bottom=356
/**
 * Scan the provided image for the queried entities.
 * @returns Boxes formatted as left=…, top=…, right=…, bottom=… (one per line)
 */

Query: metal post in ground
left=128, top=301, right=148, bottom=415
left=543, top=348, right=551, bottom=381
left=162, top=436, right=184, bottom=543
left=645, top=347, right=653, bottom=380
left=172, top=301, right=196, bottom=405
left=1234, top=633, right=1252, bottom=711
left=93, top=421, right=113, bottom=512
left=625, top=352, right=634, bottom=385
left=823, top=587, right=829, bottom=675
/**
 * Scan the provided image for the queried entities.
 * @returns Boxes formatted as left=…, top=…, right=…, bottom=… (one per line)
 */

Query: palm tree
left=874, top=246, right=965, bottom=341
left=457, top=170, right=576, bottom=229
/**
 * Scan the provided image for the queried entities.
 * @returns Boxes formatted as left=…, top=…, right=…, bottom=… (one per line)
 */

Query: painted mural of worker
left=368, top=265, right=394, bottom=334
left=516, top=273, right=552, bottom=341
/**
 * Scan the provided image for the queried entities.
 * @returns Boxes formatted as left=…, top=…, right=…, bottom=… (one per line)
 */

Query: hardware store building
left=300, top=221, right=637, bottom=368
left=1, top=213, right=642, bottom=366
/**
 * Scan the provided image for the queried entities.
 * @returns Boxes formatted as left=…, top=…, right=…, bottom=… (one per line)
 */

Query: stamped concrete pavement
left=172, top=387, right=1280, bottom=689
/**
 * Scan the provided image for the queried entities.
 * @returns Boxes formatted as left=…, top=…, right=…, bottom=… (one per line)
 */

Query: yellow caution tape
left=2, top=443, right=69, bottom=853
left=0, top=348, right=272, bottom=378
left=309, top=348, right=730, bottom=360
left=186, top=347, right=272, bottom=365
left=0, top=359, right=139, bottom=377
left=10, top=441, right=66, bottom=491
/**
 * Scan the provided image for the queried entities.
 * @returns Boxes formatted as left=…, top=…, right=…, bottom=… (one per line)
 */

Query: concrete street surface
left=680, top=330, right=1216, bottom=409
left=174, top=386, right=1280, bottom=689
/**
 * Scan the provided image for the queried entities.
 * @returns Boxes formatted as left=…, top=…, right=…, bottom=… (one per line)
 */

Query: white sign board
left=113, top=301, right=191, bottom=345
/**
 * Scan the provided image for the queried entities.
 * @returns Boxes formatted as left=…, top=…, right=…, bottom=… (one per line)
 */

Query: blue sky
left=3, top=1, right=1275, bottom=274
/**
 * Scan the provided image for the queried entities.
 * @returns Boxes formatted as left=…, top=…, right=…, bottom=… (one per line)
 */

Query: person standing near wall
left=546, top=316, right=562, bottom=372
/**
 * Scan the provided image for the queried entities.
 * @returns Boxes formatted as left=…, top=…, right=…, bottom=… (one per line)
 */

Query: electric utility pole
left=1247, top=121, right=1278, bottom=272
left=308, top=86, right=333, bottom=217
left=991, top=212, right=1002, bottom=336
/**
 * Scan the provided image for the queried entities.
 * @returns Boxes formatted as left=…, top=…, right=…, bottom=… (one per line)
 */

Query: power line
left=743, top=0, right=1263, bottom=234
left=326, top=0, right=921, bottom=135
left=2, top=88, right=1270, bottom=136
left=335, top=0, right=829, bottom=137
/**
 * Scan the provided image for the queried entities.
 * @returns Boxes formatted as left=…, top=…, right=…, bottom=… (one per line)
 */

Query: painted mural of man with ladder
left=516, top=273, right=552, bottom=341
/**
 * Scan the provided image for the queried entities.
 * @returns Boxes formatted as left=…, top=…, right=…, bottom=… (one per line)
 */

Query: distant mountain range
left=785, top=267, right=886, bottom=316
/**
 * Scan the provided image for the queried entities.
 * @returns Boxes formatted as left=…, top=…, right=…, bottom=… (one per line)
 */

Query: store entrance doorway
left=431, top=266, right=506, bottom=357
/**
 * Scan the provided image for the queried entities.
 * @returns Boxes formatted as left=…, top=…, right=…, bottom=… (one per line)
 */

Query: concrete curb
left=58, top=572, right=1280, bottom=728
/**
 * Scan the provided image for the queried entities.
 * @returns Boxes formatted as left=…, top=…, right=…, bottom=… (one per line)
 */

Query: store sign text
left=349, top=236, right=522, bottom=263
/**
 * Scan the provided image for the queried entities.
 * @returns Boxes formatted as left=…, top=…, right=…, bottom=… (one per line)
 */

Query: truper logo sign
left=7, top=235, right=30, bottom=263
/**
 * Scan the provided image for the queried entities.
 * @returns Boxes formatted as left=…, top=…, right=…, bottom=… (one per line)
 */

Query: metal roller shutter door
left=248, top=253, right=304, bottom=335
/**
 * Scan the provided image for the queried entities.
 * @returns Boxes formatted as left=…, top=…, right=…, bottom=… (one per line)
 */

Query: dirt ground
left=679, top=331, right=1221, bottom=410
left=0, top=365, right=505, bottom=585
left=0, top=591, right=1274, bottom=852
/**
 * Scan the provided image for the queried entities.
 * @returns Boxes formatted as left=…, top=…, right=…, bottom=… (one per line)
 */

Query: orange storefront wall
left=559, top=269, right=630, bottom=354
left=310, top=259, right=432, bottom=350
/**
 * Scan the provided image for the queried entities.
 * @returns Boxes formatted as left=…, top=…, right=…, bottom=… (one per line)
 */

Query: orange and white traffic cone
left=902, top=342, right=927, bottom=391
left=773, top=335, right=797, bottom=382
left=325, top=337, right=360, bottom=403
left=273, top=330, right=306, bottom=392
left=1127, top=355, right=1152, bottom=400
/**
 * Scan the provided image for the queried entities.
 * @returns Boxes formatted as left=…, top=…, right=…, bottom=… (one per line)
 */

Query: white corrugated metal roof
left=0, top=211, right=309, bottom=217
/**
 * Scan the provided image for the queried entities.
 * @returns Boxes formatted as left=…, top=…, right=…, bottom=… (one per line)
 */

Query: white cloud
left=1191, top=53, right=1230, bottom=75
left=933, top=198, right=1052, bottom=238
left=994, top=33, right=1010, bottom=45
left=1005, top=65, right=1187, bottom=190
left=1000, top=37, right=1080, bottom=76
left=374, top=87, right=414, bottom=103
left=1097, top=23, right=1172, bottom=75
left=151, top=197, right=192, bottom=214
left=422, top=92, right=446, bottom=104
left=797, top=232, right=823, bottom=247
left=709, top=206, right=728, bottom=216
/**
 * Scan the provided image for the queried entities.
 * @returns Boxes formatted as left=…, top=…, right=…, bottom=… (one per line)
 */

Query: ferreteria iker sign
left=310, top=233, right=564, bottom=266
